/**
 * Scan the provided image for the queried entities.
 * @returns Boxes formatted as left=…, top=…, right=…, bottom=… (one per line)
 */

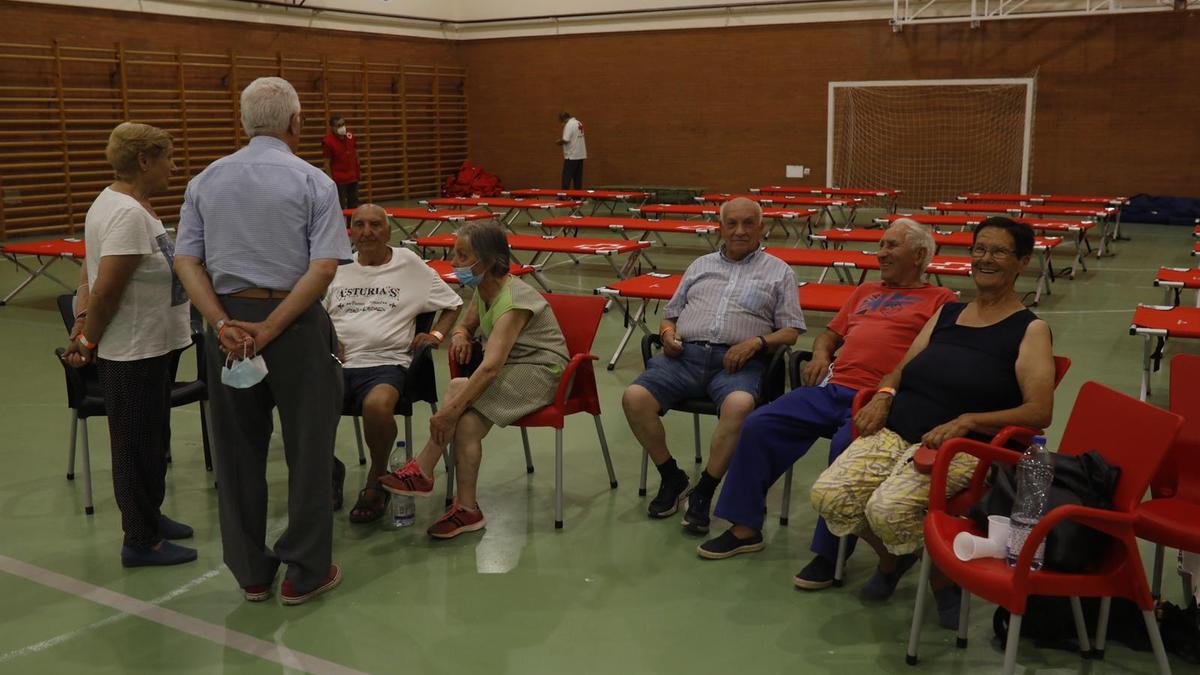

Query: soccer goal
left=826, top=78, right=1035, bottom=210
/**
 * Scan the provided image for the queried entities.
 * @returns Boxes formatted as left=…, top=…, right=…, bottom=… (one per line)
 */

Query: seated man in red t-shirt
left=696, top=220, right=956, bottom=583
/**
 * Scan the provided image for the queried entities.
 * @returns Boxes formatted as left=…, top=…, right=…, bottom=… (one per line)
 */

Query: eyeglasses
left=969, top=244, right=1015, bottom=260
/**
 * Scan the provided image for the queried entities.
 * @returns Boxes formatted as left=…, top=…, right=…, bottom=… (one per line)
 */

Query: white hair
left=240, top=77, right=301, bottom=138
left=893, top=217, right=936, bottom=269
left=719, top=197, right=763, bottom=223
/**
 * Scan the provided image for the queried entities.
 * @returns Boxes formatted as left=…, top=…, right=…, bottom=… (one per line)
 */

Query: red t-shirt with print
left=826, top=282, right=958, bottom=391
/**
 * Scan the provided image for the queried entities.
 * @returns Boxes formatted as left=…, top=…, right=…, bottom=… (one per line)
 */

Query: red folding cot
left=1154, top=267, right=1200, bottom=307
left=505, top=188, right=652, bottom=215
left=1, top=238, right=86, bottom=306
left=753, top=185, right=901, bottom=212
left=422, top=197, right=583, bottom=232
left=1130, top=304, right=1200, bottom=400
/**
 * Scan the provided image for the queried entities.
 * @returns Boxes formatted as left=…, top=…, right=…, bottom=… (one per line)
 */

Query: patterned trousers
left=96, top=353, right=173, bottom=549
left=810, top=427, right=977, bottom=556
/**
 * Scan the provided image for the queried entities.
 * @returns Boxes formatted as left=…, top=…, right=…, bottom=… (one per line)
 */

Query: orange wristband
left=876, top=386, right=897, bottom=398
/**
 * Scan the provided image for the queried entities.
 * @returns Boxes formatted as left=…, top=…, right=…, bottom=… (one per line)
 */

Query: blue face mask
left=220, top=345, right=269, bottom=389
left=454, top=262, right=482, bottom=288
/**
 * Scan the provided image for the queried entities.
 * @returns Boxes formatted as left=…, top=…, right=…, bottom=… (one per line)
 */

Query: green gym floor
left=0, top=205, right=1195, bottom=674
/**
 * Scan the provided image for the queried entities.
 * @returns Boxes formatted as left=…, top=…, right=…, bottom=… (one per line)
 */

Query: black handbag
left=967, top=450, right=1121, bottom=572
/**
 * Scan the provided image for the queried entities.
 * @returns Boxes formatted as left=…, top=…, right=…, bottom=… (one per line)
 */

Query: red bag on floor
left=442, top=161, right=504, bottom=197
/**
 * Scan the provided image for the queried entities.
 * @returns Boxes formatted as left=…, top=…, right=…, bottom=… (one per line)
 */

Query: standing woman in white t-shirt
left=62, top=123, right=197, bottom=568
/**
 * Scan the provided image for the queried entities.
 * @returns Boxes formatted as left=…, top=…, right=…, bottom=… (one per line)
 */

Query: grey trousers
left=205, top=298, right=342, bottom=593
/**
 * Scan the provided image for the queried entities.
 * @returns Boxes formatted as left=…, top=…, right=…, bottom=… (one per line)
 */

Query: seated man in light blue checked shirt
left=174, top=76, right=353, bottom=607
left=622, top=197, right=805, bottom=536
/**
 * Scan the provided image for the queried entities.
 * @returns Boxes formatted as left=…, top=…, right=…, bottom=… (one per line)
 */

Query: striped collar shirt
left=175, top=135, right=352, bottom=294
left=665, top=247, right=806, bottom=345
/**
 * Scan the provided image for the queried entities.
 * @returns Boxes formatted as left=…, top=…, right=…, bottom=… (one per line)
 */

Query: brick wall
left=460, top=13, right=1200, bottom=197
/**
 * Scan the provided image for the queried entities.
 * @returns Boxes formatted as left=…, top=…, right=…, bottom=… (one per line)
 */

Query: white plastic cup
left=987, top=515, right=1010, bottom=548
left=953, top=515, right=1012, bottom=561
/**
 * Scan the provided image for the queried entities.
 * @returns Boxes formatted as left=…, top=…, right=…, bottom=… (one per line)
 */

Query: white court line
left=0, top=555, right=366, bottom=675
left=0, top=567, right=222, bottom=664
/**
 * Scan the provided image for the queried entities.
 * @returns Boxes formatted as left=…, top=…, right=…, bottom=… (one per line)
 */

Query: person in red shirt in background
left=322, top=114, right=361, bottom=209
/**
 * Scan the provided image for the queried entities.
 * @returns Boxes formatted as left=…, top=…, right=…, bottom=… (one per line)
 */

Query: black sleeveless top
left=886, top=302, right=1038, bottom=444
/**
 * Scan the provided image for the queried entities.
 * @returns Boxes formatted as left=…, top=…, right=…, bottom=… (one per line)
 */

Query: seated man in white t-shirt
left=326, top=203, right=463, bottom=524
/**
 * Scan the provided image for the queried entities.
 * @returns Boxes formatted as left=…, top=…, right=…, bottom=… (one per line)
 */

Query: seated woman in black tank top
left=810, top=218, right=1056, bottom=629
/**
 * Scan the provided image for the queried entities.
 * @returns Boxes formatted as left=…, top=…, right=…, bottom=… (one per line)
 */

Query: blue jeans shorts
left=632, top=342, right=764, bottom=412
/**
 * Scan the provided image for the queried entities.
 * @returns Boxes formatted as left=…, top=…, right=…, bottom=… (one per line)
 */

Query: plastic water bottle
left=389, top=441, right=415, bottom=528
left=1006, top=435, right=1055, bottom=569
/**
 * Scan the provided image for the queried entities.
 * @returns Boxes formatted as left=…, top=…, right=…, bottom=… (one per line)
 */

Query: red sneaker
left=428, top=502, right=486, bottom=539
left=280, top=565, right=342, bottom=606
left=241, top=583, right=272, bottom=602
left=379, top=459, right=434, bottom=497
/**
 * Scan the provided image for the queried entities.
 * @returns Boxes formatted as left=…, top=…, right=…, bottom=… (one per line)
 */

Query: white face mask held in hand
left=221, top=344, right=269, bottom=389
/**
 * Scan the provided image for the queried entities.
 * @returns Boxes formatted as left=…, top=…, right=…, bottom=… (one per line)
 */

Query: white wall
left=17, top=0, right=895, bottom=39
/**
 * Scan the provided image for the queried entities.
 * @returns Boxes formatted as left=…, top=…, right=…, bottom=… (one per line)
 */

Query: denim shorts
left=633, top=342, right=765, bottom=412
left=342, top=364, right=407, bottom=413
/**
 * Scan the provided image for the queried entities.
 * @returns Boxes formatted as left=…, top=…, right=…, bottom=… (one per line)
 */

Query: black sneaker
left=648, top=469, right=690, bottom=518
left=933, top=583, right=963, bottom=630
left=697, top=528, right=765, bottom=559
left=681, top=490, right=712, bottom=534
left=793, top=555, right=837, bottom=590
left=860, top=552, right=919, bottom=601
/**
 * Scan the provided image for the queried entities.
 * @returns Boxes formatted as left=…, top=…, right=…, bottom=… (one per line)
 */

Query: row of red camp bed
left=1131, top=228, right=1200, bottom=400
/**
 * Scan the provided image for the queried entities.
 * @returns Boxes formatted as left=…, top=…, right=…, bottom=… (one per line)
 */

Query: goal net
left=827, top=79, right=1035, bottom=210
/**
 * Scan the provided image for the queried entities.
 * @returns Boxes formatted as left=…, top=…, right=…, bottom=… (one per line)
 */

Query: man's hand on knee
left=723, top=338, right=761, bottom=373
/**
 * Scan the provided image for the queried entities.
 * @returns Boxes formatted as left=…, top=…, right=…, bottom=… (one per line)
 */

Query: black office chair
left=636, top=334, right=789, bottom=496
left=55, top=294, right=213, bottom=515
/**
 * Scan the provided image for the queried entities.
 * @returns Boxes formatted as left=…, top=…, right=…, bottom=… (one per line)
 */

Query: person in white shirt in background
left=326, top=203, right=462, bottom=524
left=556, top=111, right=587, bottom=190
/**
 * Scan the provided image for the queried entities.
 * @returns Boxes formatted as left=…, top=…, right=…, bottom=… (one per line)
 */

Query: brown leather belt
left=229, top=288, right=290, bottom=299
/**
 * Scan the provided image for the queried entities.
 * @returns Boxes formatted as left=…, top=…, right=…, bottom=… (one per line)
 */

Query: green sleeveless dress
left=469, top=277, right=568, bottom=426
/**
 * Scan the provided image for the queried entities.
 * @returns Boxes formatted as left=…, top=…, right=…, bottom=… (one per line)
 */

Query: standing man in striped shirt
left=174, top=77, right=353, bottom=605
left=622, top=197, right=805, bottom=536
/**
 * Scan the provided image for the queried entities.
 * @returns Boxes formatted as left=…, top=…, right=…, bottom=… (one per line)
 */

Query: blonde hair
left=105, top=122, right=172, bottom=180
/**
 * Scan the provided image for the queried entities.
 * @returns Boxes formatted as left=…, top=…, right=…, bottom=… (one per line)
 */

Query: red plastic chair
left=448, top=292, right=617, bottom=529
left=908, top=382, right=1182, bottom=675
left=830, top=355, right=1071, bottom=585
left=1137, top=354, right=1200, bottom=601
